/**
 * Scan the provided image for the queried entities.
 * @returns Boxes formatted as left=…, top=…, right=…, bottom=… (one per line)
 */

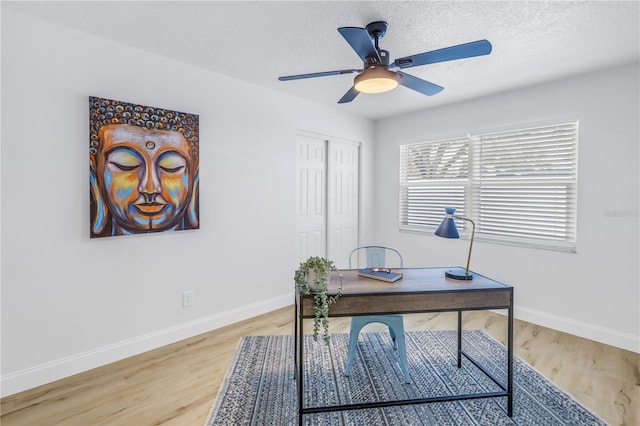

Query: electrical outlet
left=183, top=290, right=194, bottom=307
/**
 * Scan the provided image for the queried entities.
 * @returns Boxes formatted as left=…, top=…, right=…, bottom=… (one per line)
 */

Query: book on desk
left=357, top=267, right=403, bottom=283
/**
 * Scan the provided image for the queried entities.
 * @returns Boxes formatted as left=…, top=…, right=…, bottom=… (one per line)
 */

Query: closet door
left=295, top=134, right=327, bottom=262
left=295, top=133, right=359, bottom=268
left=327, top=140, right=359, bottom=269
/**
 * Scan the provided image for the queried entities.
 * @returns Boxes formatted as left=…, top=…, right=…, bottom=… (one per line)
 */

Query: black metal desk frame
left=293, top=267, right=513, bottom=426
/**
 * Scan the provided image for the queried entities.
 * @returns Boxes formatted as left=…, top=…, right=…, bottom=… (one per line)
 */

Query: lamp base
left=445, top=268, right=473, bottom=281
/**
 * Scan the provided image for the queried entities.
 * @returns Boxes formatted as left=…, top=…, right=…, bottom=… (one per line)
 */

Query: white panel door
left=295, top=134, right=327, bottom=263
left=327, top=140, right=360, bottom=269
left=295, top=133, right=360, bottom=268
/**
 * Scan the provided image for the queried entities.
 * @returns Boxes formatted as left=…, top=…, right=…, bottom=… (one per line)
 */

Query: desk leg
left=293, top=296, right=298, bottom=380
left=297, top=294, right=304, bottom=426
left=457, top=310, right=462, bottom=368
left=507, top=292, right=514, bottom=417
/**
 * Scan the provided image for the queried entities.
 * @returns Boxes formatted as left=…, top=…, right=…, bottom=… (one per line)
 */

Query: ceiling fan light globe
left=354, top=67, right=399, bottom=94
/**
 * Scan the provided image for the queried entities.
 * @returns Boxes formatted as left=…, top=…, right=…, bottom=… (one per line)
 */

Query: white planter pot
left=307, top=271, right=328, bottom=292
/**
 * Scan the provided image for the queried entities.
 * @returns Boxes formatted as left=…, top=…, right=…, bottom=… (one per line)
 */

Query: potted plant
left=294, top=256, right=342, bottom=345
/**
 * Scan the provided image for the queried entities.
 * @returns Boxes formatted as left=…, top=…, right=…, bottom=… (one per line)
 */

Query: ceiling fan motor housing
left=367, top=49, right=390, bottom=66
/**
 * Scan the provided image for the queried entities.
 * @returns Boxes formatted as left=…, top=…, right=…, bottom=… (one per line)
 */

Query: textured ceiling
left=4, top=1, right=639, bottom=120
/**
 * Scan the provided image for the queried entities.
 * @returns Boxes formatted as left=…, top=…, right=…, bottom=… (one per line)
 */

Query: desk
left=294, top=267, right=513, bottom=425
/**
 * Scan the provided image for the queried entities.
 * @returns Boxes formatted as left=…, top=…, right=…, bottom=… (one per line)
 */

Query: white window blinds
left=400, top=122, right=578, bottom=252
left=399, top=137, right=470, bottom=229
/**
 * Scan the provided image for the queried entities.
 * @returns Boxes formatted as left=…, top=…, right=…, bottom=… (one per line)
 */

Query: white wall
left=0, top=10, right=374, bottom=396
left=374, top=62, right=640, bottom=353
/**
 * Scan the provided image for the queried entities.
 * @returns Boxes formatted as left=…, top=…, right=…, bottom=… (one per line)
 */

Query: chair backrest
left=348, top=246, right=404, bottom=269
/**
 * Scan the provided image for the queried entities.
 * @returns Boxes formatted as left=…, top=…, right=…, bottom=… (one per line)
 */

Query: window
left=399, top=122, right=578, bottom=252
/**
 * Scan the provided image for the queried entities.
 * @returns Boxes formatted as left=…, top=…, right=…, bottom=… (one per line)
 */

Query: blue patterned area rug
left=205, top=330, right=606, bottom=425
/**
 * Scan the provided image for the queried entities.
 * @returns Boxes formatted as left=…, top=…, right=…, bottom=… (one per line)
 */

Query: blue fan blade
left=279, top=69, right=360, bottom=81
left=393, top=40, right=492, bottom=69
left=338, top=86, right=359, bottom=104
left=338, top=27, right=380, bottom=63
left=397, top=72, right=444, bottom=96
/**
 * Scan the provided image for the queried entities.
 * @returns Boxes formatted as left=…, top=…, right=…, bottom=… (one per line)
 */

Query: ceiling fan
left=278, top=21, right=492, bottom=104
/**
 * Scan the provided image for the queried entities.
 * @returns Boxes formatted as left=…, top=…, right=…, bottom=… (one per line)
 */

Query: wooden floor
left=1, top=306, right=638, bottom=425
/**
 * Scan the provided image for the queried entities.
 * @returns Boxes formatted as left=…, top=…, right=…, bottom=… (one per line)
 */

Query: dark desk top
left=298, top=267, right=512, bottom=317
left=326, top=267, right=511, bottom=296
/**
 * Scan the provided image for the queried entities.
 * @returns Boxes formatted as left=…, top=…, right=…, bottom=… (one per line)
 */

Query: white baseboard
left=1, top=292, right=293, bottom=398
left=514, top=306, right=639, bottom=354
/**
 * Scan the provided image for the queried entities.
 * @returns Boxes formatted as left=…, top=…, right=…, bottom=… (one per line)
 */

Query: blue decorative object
left=435, top=207, right=476, bottom=281
left=357, top=267, right=403, bottom=282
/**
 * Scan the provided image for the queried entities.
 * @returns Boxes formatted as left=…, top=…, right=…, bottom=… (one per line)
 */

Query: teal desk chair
left=345, top=246, right=410, bottom=383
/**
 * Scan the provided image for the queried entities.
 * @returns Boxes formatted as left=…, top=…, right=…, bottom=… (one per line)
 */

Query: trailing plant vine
left=294, top=256, right=342, bottom=345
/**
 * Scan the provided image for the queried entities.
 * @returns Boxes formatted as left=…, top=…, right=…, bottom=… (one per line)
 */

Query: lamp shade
left=434, top=207, right=460, bottom=239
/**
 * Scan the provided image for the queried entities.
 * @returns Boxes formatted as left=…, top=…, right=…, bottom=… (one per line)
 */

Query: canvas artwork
left=89, top=96, right=199, bottom=238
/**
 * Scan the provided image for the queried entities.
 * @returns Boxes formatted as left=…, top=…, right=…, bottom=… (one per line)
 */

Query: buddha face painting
left=90, top=97, right=199, bottom=238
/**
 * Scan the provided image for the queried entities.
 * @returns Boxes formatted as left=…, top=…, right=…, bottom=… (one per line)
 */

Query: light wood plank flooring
left=1, top=307, right=638, bottom=425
